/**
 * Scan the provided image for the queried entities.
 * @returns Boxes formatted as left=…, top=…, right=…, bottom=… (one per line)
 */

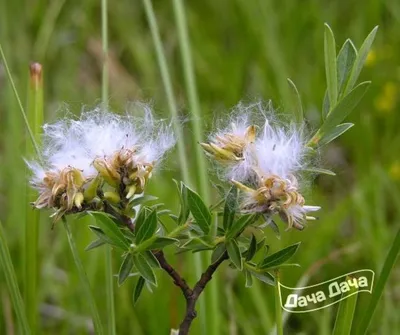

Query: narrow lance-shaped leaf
left=211, top=243, right=227, bottom=264
left=337, top=39, right=357, bottom=98
left=343, top=26, right=378, bottom=95
left=143, top=251, right=160, bottom=268
left=136, top=209, right=158, bottom=244
left=304, top=167, right=336, bottom=176
left=287, top=78, right=304, bottom=123
left=187, top=187, right=211, bottom=234
left=226, top=214, right=257, bottom=241
left=88, top=225, right=116, bottom=246
left=118, top=253, right=134, bottom=286
left=88, top=213, right=130, bottom=251
left=309, top=81, right=370, bottom=147
left=85, top=238, right=106, bottom=251
left=322, top=90, right=330, bottom=119
left=324, top=23, right=338, bottom=108
left=318, top=123, right=354, bottom=147
left=248, top=269, right=275, bottom=285
left=129, top=195, right=158, bottom=207
left=244, top=234, right=257, bottom=262
left=226, top=239, right=243, bottom=270
left=223, top=186, right=238, bottom=231
left=133, top=254, right=157, bottom=286
left=133, top=276, right=146, bottom=305
left=147, top=237, right=179, bottom=250
left=259, top=242, right=301, bottom=269
left=173, top=180, right=190, bottom=225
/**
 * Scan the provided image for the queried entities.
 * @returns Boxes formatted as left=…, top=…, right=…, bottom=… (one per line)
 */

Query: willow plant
left=22, top=24, right=378, bottom=335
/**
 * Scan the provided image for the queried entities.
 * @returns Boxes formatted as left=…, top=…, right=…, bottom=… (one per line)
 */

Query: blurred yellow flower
left=389, top=161, right=400, bottom=181
left=374, top=82, right=398, bottom=114
left=365, top=49, right=377, bottom=67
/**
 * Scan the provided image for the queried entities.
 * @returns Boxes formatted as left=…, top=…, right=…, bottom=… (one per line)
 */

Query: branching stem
left=120, top=213, right=227, bottom=334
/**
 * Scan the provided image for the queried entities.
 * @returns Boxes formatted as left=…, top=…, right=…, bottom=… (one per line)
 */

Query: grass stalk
left=142, top=0, right=190, bottom=186
left=62, top=218, right=104, bottom=334
left=0, top=44, right=40, bottom=158
left=24, top=63, right=44, bottom=332
left=355, top=227, right=400, bottom=335
left=274, top=271, right=283, bottom=335
left=172, top=0, right=209, bottom=201
left=0, top=220, right=31, bottom=335
left=171, top=2, right=216, bottom=333
left=101, top=0, right=116, bottom=333
left=142, top=2, right=208, bottom=333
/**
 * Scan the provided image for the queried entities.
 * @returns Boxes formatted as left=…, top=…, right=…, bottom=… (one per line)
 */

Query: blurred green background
left=0, top=0, right=399, bottom=334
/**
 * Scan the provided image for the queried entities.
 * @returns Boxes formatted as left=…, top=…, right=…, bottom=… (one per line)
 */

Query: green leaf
left=311, top=81, right=370, bottom=146
left=322, top=90, right=330, bottom=119
left=133, top=276, right=145, bottom=305
left=211, top=243, right=227, bottom=264
left=287, top=78, right=304, bottom=123
left=304, top=167, right=337, bottom=176
left=88, top=212, right=130, bottom=251
left=136, top=209, right=158, bottom=244
left=173, top=180, right=190, bottom=225
left=356, top=227, right=400, bottom=335
left=337, top=39, right=357, bottom=97
left=343, top=26, right=378, bottom=95
left=133, top=254, right=157, bottom=286
left=148, top=237, right=179, bottom=250
left=226, top=239, right=243, bottom=270
left=187, top=187, right=211, bottom=234
left=134, top=207, right=148, bottom=232
left=0, top=220, right=31, bottom=334
left=266, top=218, right=281, bottom=240
left=332, top=277, right=358, bottom=335
left=85, top=238, right=106, bottom=251
left=223, top=186, right=238, bottom=231
left=88, top=226, right=115, bottom=245
left=118, top=253, right=134, bottom=286
left=129, top=195, right=158, bottom=207
left=258, top=242, right=301, bottom=270
left=143, top=251, right=160, bottom=268
left=244, top=234, right=257, bottom=261
left=226, top=214, right=257, bottom=240
left=318, top=123, right=354, bottom=147
left=182, top=237, right=215, bottom=250
left=248, top=270, right=275, bottom=285
left=245, top=270, right=253, bottom=288
left=324, top=23, right=338, bottom=107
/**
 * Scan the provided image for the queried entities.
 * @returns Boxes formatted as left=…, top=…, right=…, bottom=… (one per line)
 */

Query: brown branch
left=111, top=210, right=228, bottom=334
left=153, top=250, right=193, bottom=298
left=178, top=252, right=229, bottom=335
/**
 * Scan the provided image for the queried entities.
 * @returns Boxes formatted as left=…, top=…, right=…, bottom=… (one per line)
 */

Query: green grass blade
left=324, top=23, right=338, bottom=109
left=171, top=2, right=217, bottom=333
left=0, top=220, right=31, bottom=335
left=63, top=218, right=104, bottom=335
left=332, top=278, right=358, bottom=335
left=24, top=63, right=43, bottom=332
left=142, top=0, right=190, bottom=185
left=0, top=44, right=40, bottom=159
left=355, top=227, right=400, bottom=335
left=172, top=0, right=210, bottom=201
left=274, top=271, right=283, bottom=335
left=101, top=0, right=116, bottom=332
